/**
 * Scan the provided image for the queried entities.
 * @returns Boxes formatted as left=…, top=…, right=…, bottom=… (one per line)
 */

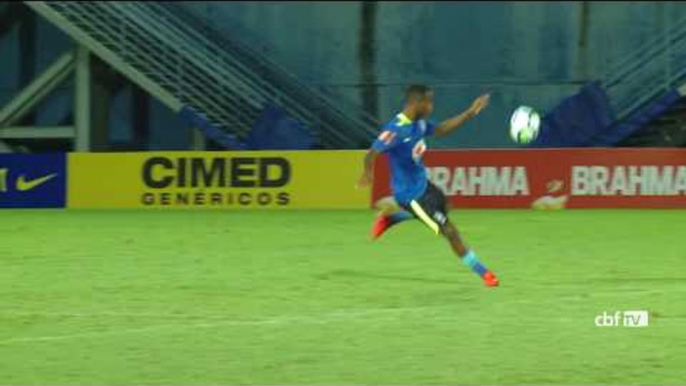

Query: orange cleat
left=370, top=214, right=391, bottom=240
left=482, top=271, right=500, bottom=287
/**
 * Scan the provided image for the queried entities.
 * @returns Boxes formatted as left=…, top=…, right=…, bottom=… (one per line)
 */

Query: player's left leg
left=409, top=182, right=499, bottom=287
left=439, top=219, right=499, bottom=287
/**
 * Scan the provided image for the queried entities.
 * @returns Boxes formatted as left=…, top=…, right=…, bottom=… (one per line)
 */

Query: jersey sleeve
left=424, top=120, right=438, bottom=136
left=371, top=127, right=400, bottom=153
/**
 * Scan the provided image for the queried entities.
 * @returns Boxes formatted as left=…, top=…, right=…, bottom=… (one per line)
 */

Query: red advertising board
left=371, top=149, right=686, bottom=209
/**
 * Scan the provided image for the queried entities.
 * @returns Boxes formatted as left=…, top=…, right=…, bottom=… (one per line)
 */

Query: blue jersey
left=372, top=113, right=436, bottom=205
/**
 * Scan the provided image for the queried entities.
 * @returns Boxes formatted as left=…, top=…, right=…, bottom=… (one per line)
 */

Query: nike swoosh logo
left=16, top=173, right=57, bottom=192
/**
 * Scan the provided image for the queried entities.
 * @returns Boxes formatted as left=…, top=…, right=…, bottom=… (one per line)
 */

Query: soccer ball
left=509, top=106, right=541, bottom=144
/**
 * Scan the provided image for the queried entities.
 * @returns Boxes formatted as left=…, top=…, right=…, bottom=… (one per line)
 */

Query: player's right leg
left=370, top=195, right=415, bottom=240
left=371, top=210, right=414, bottom=240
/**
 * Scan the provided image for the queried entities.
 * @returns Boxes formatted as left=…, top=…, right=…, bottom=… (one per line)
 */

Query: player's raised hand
left=468, top=94, right=490, bottom=117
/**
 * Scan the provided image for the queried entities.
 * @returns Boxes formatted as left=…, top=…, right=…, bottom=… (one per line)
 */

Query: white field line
left=4, top=284, right=682, bottom=318
left=0, top=288, right=657, bottom=322
left=1, top=287, right=684, bottom=346
left=0, top=305, right=451, bottom=346
left=0, top=310, right=224, bottom=319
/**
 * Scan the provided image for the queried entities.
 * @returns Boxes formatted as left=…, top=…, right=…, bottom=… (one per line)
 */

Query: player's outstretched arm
left=433, top=94, right=490, bottom=137
left=357, top=149, right=380, bottom=189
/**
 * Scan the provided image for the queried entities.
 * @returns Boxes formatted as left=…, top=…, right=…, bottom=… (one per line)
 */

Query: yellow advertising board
left=68, top=151, right=369, bottom=209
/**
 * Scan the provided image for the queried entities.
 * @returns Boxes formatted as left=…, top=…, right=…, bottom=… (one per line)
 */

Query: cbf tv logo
left=0, top=154, right=66, bottom=208
left=595, top=311, right=649, bottom=327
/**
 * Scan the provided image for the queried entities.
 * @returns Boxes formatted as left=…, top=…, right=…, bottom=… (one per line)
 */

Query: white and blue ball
left=509, top=106, right=541, bottom=144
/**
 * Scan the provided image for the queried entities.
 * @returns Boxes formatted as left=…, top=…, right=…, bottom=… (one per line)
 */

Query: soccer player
left=357, top=84, right=499, bottom=287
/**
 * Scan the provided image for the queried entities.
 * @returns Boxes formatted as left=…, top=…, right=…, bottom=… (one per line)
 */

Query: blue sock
left=462, top=250, right=488, bottom=277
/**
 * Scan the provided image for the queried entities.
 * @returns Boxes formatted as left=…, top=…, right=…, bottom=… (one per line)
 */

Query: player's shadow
left=315, top=269, right=458, bottom=285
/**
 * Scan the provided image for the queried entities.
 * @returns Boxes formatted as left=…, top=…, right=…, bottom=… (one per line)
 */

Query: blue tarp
left=178, top=104, right=313, bottom=150
left=178, top=105, right=243, bottom=149
left=246, top=104, right=314, bottom=150
left=532, top=81, right=616, bottom=147
left=532, top=81, right=684, bottom=147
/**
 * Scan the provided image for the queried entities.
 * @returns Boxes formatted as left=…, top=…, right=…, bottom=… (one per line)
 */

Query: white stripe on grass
left=1, top=287, right=685, bottom=345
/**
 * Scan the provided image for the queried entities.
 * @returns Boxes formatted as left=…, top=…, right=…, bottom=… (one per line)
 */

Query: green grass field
left=1, top=209, right=685, bottom=385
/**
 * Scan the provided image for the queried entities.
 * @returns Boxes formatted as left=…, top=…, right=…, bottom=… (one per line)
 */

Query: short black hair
left=405, top=84, right=433, bottom=102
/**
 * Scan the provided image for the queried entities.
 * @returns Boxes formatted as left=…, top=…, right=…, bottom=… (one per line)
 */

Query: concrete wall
left=185, top=1, right=686, bottom=148
left=4, top=2, right=686, bottom=149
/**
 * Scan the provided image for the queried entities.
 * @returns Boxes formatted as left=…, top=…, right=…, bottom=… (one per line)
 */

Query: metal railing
left=603, top=14, right=686, bottom=120
left=26, top=1, right=379, bottom=148
left=153, top=2, right=380, bottom=147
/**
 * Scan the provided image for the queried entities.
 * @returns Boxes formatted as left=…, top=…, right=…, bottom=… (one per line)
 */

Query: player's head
left=405, top=84, right=434, bottom=118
